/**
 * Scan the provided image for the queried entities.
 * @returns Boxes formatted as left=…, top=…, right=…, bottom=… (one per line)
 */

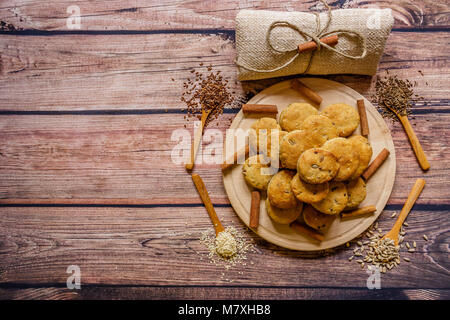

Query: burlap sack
left=236, top=8, right=393, bottom=81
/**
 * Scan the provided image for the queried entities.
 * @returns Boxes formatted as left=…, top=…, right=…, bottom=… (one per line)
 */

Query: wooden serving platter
left=223, top=78, right=396, bottom=251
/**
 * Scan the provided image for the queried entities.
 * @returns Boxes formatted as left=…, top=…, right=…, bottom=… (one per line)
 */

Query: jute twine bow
left=236, top=0, right=367, bottom=74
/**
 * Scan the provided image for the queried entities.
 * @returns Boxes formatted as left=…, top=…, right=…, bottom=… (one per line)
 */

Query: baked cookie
left=249, top=117, right=281, bottom=150
left=249, top=128, right=286, bottom=158
left=279, top=102, right=318, bottom=132
left=297, top=148, right=339, bottom=184
left=242, top=155, right=273, bottom=190
left=279, top=130, right=314, bottom=169
left=348, top=135, right=373, bottom=179
left=300, top=115, right=339, bottom=147
left=266, top=197, right=303, bottom=224
left=291, top=173, right=329, bottom=203
left=303, top=205, right=336, bottom=231
left=345, top=177, right=367, bottom=210
left=322, top=138, right=360, bottom=181
left=321, top=103, right=360, bottom=137
left=267, top=170, right=298, bottom=209
left=311, top=181, right=348, bottom=215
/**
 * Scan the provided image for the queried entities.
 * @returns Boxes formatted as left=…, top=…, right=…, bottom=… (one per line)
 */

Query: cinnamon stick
left=290, top=221, right=324, bottom=241
left=341, top=205, right=377, bottom=219
left=298, top=35, right=339, bottom=53
left=249, top=190, right=261, bottom=229
left=242, top=104, right=278, bottom=118
left=291, top=79, right=323, bottom=106
left=357, top=99, right=370, bottom=137
left=221, top=144, right=250, bottom=171
left=362, top=148, right=390, bottom=181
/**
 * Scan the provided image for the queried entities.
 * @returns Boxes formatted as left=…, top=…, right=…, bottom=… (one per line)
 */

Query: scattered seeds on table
left=408, top=248, right=416, bottom=253
left=413, top=241, right=417, bottom=248
left=404, top=257, right=411, bottom=262
left=391, top=212, right=397, bottom=218
left=423, top=235, right=429, bottom=241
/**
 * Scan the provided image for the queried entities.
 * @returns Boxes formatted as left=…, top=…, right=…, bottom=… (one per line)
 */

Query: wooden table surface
left=0, top=1, right=449, bottom=300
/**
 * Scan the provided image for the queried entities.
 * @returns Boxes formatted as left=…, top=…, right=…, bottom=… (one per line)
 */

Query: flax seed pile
left=180, top=64, right=234, bottom=127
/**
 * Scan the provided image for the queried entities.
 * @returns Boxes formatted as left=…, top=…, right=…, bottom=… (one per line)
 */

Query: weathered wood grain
left=0, top=1, right=448, bottom=300
left=0, top=0, right=448, bottom=31
left=1, top=286, right=449, bottom=300
left=0, top=112, right=448, bottom=204
left=0, top=32, right=448, bottom=111
left=0, top=206, right=448, bottom=287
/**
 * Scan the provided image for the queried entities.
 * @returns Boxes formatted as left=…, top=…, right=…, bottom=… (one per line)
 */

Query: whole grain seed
left=373, top=72, right=424, bottom=122
left=200, top=226, right=254, bottom=270
left=423, top=235, right=429, bottom=241
left=408, top=248, right=416, bottom=253
left=181, top=64, right=235, bottom=127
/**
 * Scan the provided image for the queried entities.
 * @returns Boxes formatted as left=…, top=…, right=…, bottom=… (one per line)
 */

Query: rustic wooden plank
left=0, top=32, right=448, bottom=111
left=0, top=286, right=449, bottom=300
left=0, top=206, right=448, bottom=287
left=0, top=0, right=448, bottom=31
left=0, top=112, right=448, bottom=204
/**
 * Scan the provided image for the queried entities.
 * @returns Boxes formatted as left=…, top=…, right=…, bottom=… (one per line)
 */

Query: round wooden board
left=222, top=78, right=396, bottom=251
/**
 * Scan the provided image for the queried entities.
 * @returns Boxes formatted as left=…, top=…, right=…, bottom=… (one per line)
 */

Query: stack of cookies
left=242, top=102, right=373, bottom=236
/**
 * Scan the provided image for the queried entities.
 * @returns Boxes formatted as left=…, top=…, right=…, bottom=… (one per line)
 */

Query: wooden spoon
left=191, top=173, right=225, bottom=236
left=383, top=178, right=425, bottom=245
left=384, top=103, right=430, bottom=171
left=185, top=109, right=211, bottom=171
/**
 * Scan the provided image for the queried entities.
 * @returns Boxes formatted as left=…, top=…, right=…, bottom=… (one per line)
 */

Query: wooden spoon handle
left=399, top=115, right=430, bottom=171
left=191, top=174, right=225, bottom=235
left=186, top=111, right=208, bottom=171
left=390, top=179, right=426, bottom=237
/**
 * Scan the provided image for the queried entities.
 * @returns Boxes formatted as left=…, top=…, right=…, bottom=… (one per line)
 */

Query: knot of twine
left=236, top=0, right=367, bottom=74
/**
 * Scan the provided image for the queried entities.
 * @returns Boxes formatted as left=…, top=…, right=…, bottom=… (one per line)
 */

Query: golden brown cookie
left=297, top=148, right=339, bottom=184
left=303, top=205, right=336, bottom=231
left=291, top=173, right=329, bottom=203
left=322, top=138, right=360, bottom=181
left=279, top=130, right=314, bottom=169
left=345, top=177, right=367, bottom=210
left=242, top=155, right=273, bottom=190
left=249, top=128, right=287, bottom=158
left=279, top=102, right=318, bottom=132
left=267, top=170, right=298, bottom=209
left=321, top=103, right=360, bottom=137
left=348, top=135, right=373, bottom=179
left=300, top=115, right=339, bottom=147
left=249, top=117, right=281, bottom=151
left=265, top=197, right=303, bottom=224
left=311, top=181, right=348, bottom=215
